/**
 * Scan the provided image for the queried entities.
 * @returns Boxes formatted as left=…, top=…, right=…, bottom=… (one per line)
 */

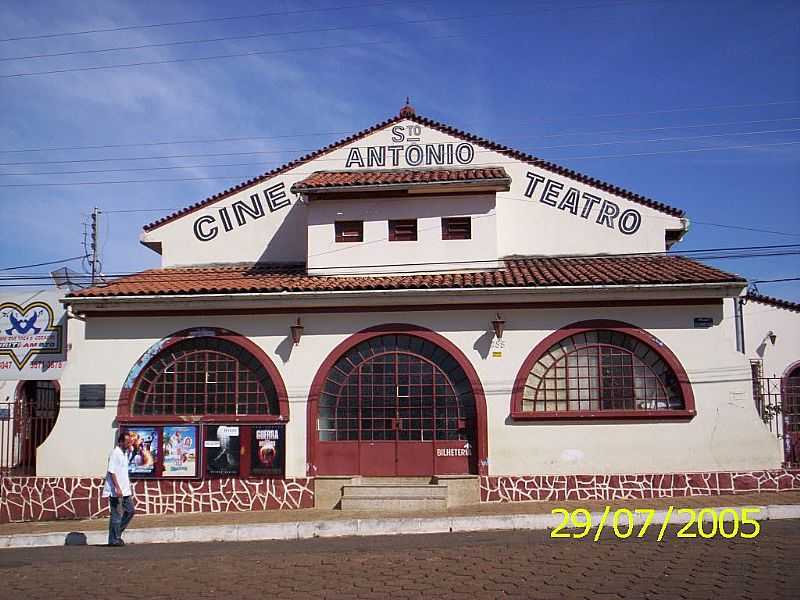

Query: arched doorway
left=308, top=325, right=487, bottom=477
left=14, top=381, right=60, bottom=474
left=783, top=362, right=800, bottom=465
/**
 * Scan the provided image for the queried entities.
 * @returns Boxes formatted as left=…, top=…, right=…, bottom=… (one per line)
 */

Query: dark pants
left=108, top=496, right=135, bottom=545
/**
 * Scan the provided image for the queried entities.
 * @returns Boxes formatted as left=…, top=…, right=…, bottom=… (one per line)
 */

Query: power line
left=0, top=0, right=430, bottom=43
left=0, top=257, right=796, bottom=287
left=96, top=202, right=800, bottom=240
left=516, top=116, right=800, bottom=140
left=0, top=5, right=585, bottom=63
left=689, top=220, right=800, bottom=238
left=517, top=100, right=800, bottom=125
left=0, top=255, right=85, bottom=272
left=1, top=140, right=799, bottom=187
left=1, top=244, right=799, bottom=283
left=750, top=276, right=800, bottom=284
left=563, top=140, right=800, bottom=160
left=46, top=184, right=800, bottom=256
left=3, top=126, right=798, bottom=173
left=3, top=114, right=800, bottom=155
left=533, top=127, right=800, bottom=150
left=101, top=208, right=184, bottom=214
left=0, top=130, right=353, bottom=154
left=4, top=125, right=798, bottom=167
left=0, top=0, right=734, bottom=80
left=0, top=31, right=475, bottom=79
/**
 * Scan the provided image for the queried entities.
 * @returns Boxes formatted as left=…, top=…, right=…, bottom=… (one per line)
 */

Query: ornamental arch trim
left=782, top=360, right=800, bottom=380
left=510, top=320, right=695, bottom=420
left=117, top=327, right=289, bottom=423
left=306, top=323, right=489, bottom=476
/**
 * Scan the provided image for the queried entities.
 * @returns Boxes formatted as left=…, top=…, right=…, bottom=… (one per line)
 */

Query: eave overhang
left=63, top=281, right=746, bottom=316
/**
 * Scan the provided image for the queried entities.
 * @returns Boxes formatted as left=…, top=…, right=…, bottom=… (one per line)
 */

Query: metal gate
left=752, top=372, right=800, bottom=466
left=0, top=382, right=60, bottom=476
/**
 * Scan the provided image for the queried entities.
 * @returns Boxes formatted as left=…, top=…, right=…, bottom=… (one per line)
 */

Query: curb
left=2, top=504, right=800, bottom=549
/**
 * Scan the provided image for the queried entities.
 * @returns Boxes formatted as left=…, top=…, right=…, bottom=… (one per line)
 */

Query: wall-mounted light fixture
left=768, top=330, right=777, bottom=345
left=491, top=313, right=506, bottom=339
left=290, top=317, right=305, bottom=345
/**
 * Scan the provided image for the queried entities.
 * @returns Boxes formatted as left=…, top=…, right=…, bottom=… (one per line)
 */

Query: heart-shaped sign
left=0, top=301, right=62, bottom=369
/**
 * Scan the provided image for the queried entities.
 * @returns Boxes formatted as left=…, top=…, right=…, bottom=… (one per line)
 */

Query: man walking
left=103, top=430, right=135, bottom=546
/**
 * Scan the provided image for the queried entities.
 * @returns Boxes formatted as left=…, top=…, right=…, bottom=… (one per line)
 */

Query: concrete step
left=340, top=496, right=448, bottom=512
left=354, top=477, right=433, bottom=486
left=342, top=484, right=448, bottom=499
left=340, top=479, right=448, bottom=512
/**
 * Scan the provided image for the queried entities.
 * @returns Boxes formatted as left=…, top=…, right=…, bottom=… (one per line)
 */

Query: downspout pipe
left=734, top=296, right=746, bottom=354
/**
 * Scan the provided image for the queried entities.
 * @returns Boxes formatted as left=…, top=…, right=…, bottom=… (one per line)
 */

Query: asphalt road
left=1, top=520, right=799, bottom=599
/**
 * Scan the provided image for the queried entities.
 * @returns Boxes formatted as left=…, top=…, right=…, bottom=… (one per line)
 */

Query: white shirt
left=102, top=446, right=132, bottom=498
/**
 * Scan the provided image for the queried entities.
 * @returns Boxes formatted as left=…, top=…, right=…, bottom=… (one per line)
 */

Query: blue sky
left=1, top=0, right=798, bottom=299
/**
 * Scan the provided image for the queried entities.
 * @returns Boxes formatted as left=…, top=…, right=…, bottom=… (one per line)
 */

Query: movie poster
left=251, top=425, right=285, bottom=477
left=162, top=425, right=197, bottom=477
left=127, top=427, right=158, bottom=476
left=205, top=425, right=240, bottom=476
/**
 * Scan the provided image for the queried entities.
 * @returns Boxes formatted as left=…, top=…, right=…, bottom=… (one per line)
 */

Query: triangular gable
left=144, top=105, right=683, bottom=233
left=142, top=104, right=689, bottom=268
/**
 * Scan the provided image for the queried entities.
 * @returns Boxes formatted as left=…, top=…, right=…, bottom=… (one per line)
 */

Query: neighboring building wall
left=743, top=298, right=800, bottom=378
left=38, top=303, right=781, bottom=480
left=142, top=120, right=683, bottom=268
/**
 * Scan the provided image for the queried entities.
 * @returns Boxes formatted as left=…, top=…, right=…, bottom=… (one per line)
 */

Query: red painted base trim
left=0, top=477, right=314, bottom=524
left=480, top=469, right=800, bottom=502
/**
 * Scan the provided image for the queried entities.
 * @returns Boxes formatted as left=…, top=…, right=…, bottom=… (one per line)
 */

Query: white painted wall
left=39, top=304, right=781, bottom=478
left=306, top=193, right=499, bottom=275
left=142, top=120, right=685, bottom=269
left=743, top=298, right=800, bottom=379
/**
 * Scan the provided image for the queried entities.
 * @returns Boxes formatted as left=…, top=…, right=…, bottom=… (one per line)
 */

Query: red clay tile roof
left=67, top=256, right=743, bottom=298
left=746, top=293, right=800, bottom=313
left=143, top=107, right=684, bottom=232
left=291, top=167, right=510, bottom=193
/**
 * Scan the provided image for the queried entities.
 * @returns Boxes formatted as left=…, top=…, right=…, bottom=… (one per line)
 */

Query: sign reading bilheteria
left=0, top=289, right=66, bottom=380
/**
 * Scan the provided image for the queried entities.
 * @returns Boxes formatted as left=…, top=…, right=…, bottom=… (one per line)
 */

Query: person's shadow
left=64, top=532, right=87, bottom=546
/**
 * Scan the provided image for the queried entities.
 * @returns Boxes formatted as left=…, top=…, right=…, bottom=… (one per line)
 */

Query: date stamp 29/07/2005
left=551, top=507, right=762, bottom=541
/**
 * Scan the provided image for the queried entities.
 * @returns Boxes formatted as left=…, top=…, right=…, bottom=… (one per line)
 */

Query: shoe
left=109, top=540, right=125, bottom=547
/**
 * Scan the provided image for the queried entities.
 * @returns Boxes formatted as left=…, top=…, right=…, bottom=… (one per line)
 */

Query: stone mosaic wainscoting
left=480, top=469, right=800, bottom=502
left=0, top=477, right=314, bottom=523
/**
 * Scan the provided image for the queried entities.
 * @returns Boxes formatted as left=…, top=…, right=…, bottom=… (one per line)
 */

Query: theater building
left=2, top=102, right=798, bottom=523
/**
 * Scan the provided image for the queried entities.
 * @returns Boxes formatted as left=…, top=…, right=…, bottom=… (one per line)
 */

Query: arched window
left=511, top=321, right=694, bottom=419
left=319, top=333, right=475, bottom=443
left=131, top=337, right=279, bottom=417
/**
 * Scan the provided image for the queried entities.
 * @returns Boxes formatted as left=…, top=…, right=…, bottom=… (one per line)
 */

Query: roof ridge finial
left=399, top=96, right=416, bottom=118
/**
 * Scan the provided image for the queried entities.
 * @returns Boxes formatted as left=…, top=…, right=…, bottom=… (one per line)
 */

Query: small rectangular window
left=388, top=219, right=418, bottom=241
left=442, top=217, right=471, bottom=240
left=335, top=220, right=363, bottom=242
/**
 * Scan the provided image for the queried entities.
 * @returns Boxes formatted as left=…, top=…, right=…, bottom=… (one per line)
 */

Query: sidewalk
left=3, top=490, right=800, bottom=548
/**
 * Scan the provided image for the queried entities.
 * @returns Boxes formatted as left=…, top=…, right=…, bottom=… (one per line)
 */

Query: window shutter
left=442, top=217, right=471, bottom=240
left=335, top=220, right=364, bottom=242
left=389, top=219, right=418, bottom=241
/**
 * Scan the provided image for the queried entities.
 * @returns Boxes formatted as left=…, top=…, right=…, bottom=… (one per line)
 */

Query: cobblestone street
left=1, top=519, right=798, bottom=599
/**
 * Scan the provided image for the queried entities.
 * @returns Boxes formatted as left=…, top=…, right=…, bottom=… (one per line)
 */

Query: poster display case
left=124, top=423, right=285, bottom=479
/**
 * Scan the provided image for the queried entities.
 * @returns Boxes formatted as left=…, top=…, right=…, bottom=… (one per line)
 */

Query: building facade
left=2, top=103, right=798, bottom=523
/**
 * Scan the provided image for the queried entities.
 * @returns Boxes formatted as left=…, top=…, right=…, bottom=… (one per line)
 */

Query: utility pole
left=90, top=207, right=100, bottom=285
